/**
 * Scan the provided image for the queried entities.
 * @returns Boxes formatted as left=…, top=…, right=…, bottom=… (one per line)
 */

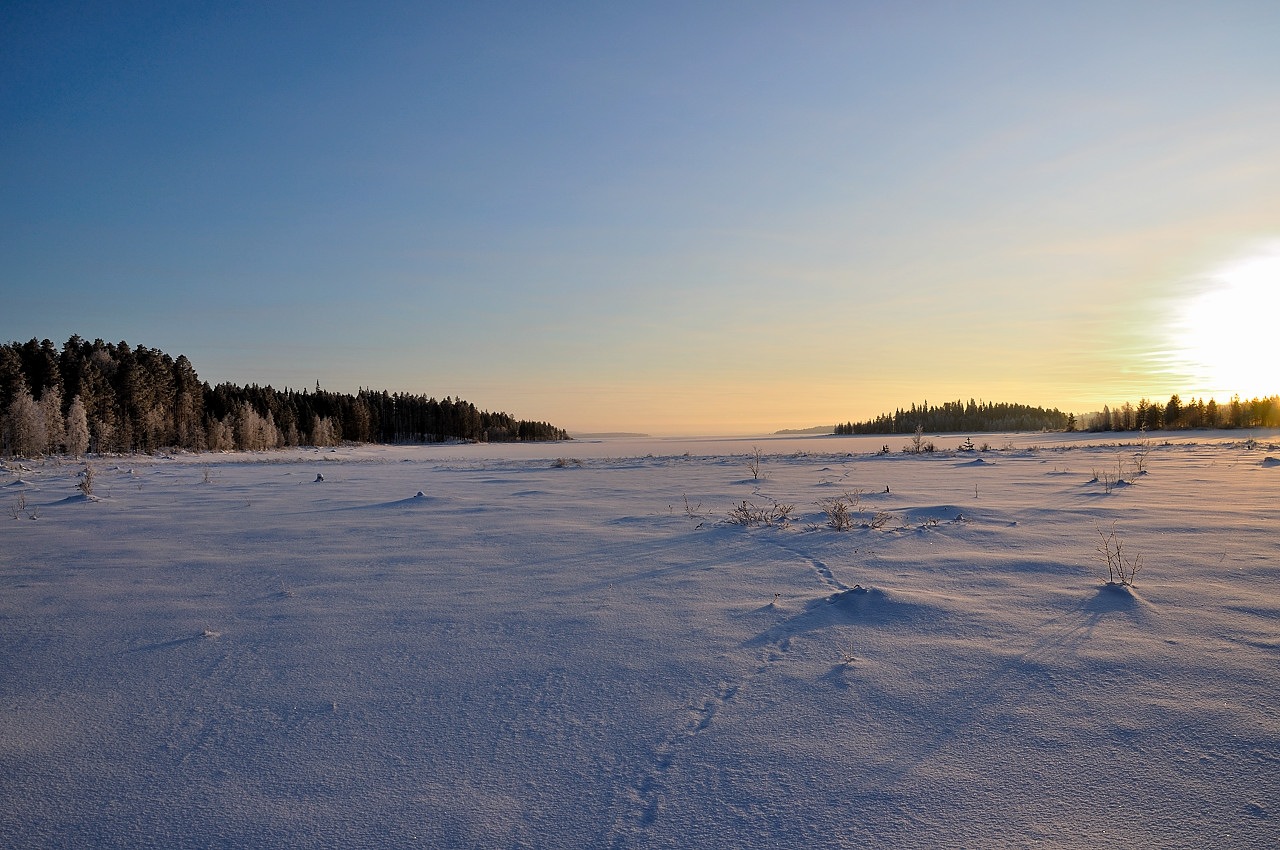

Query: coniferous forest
left=834, top=394, right=1280, bottom=436
left=0, top=337, right=569, bottom=456
left=1082, top=394, right=1279, bottom=431
left=835, top=400, right=1071, bottom=435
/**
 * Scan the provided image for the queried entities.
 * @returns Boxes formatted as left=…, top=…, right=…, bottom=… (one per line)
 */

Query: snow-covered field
left=3, top=431, right=1278, bottom=849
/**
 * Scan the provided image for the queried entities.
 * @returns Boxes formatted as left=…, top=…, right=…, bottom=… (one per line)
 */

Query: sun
left=1171, top=245, right=1280, bottom=400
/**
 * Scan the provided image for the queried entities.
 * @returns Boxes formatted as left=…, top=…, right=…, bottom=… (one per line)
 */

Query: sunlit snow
left=3, top=432, right=1278, bottom=848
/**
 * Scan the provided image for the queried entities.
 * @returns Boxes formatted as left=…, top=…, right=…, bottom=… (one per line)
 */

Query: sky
left=3, top=1, right=1279, bottom=435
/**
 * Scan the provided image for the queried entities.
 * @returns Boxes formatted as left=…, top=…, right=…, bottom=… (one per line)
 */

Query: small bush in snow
left=1132, top=440, right=1152, bottom=475
left=682, top=495, right=710, bottom=519
left=8, top=492, right=30, bottom=520
left=1093, top=457, right=1137, bottom=493
left=727, top=499, right=794, bottom=527
left=907, top=425, right=925, bottom=454
left=1095, top=523, right=1142, bottom=586
left=820, top=489, right=862, bottom=530
left=840, top=635, right=858, bottom=664
left=77, top=463, right=95, bottom=496
left=866, top=510, right=894, bottom=529
left=822, top=498, right=853, bottom=531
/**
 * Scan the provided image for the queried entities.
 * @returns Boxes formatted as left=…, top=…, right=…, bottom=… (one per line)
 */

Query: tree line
left=0, top=336, right=569, bottom=456
left=834, top=399, right=1071, bottom=435
left=1085, top=394, right=1280, bottom=431
left=833, top=393, right=1280, bottom=436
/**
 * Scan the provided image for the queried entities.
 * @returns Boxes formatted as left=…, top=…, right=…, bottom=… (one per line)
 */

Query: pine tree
left=0, top=346, right=24, bottom=413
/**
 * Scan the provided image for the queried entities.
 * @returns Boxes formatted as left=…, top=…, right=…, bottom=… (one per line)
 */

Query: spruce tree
left=66, top=395, right=90, bottom=457
left=39, top=385, right=65, bottom=454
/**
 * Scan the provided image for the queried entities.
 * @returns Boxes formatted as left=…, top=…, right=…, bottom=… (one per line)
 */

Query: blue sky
left=4, top=2, right=1279, bottom=434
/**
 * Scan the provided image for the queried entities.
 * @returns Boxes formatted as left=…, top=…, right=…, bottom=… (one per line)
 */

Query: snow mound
left=56, top=493, right=101, bottom=503
left=1261, top=456, right=1280, bottom=467
left=817, top=585, right=959, bottom=628
left=1081, top=584, right=1153, bottom=624
left=901, top=505, right=973, bottom=525
left=338, top=494, right=439, bottom=511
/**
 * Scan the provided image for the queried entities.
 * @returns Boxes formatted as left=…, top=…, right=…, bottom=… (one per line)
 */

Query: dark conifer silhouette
left=835, top=399, right=1070, bottom=434
left=1, top=337, right=569, bottom=455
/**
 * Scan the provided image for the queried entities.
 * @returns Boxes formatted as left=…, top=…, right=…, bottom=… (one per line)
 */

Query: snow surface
left=2, top=431, right=1278, bottom=848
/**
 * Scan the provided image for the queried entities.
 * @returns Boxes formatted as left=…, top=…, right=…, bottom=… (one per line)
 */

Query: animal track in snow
left=765, top=537, right=854, bottom=595
left=615, top=678, right=744, bottom=839
left=611, top=537, right=866, bottom=843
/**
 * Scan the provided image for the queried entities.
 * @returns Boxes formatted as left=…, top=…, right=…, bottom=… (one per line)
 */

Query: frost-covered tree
left=236, top=402, right=280, bottom=451
left=310, top=414, right=340, bottom=447
left=7, top=386, right=46, bottom=456
left=4, top=335, right=571, bottom=452
left=66, top=395, right=90, bottom=457
left=40, top=385, right=66, bottom=453
left=206, top=415, right=235, bottom=451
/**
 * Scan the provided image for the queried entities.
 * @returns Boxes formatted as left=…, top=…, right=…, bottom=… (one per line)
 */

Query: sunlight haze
left=3, top=2, right=1278, bottom=434
left=1163, top=243, right=1280, bottom=403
